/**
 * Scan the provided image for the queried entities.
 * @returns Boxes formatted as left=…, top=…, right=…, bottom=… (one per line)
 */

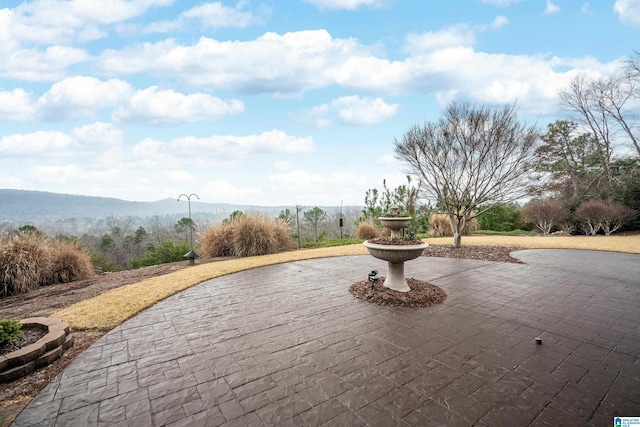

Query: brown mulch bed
left=349, top=277, right=447, bottom=307
left=423, top=244, right=524, bottom=263
left=0, top=245, right=522, bottom=426
left=0, top=327, right=46, bottom=355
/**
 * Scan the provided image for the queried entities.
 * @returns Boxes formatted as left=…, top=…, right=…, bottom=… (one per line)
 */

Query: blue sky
left=1, top=0, right=639, bottom=207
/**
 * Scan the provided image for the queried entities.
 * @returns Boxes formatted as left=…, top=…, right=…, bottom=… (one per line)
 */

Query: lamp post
left=178, top=193, right=199, bottom=264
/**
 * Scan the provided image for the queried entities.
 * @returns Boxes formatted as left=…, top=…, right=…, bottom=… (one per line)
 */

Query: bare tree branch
left=394, top=102, right=539, bottom=247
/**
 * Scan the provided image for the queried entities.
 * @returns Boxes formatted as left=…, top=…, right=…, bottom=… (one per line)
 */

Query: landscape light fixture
left=178, top=193, right=199, bottom=264
left=368, top=270, right=378, bottom=290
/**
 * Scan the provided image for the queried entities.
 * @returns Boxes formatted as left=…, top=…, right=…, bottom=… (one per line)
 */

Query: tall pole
left=178, top=193, right=199, bottom=250
left=296, top=205, right=301, bottom=249
left=340, top=200, right=343, bottom=240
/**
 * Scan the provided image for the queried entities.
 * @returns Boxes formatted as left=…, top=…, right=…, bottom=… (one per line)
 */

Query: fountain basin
left=363, top=241, right=428, bottom=292
left=379, top=217, right=411, bottom=238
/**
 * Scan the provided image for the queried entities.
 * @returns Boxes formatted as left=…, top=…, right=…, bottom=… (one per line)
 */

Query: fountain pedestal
left=363, top=206, right=428, bottom=292
left=363, top=241, right=428, bottom=292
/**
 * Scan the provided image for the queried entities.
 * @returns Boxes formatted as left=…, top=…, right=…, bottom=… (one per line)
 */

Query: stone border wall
left=0, top=317, right=73, bottom=383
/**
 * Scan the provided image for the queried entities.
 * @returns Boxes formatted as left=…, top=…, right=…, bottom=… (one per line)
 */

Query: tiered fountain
left=363, top=206, right=429, bottom=292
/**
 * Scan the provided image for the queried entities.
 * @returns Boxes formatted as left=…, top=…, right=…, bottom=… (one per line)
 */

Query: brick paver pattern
left=12, top=249, right=640, bottom=426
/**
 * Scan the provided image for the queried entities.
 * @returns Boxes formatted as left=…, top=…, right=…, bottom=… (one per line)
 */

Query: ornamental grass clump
left=233, top=214, right=277, bottom=257
left=355, top=222, right=379, bottom=240
left=271, top=218, right=294, bottom=252
left=200, top=214, right=293, bottom=258
left=429, top=213, right=478, bottom=237
left=49, top=239, right=95, bottom=284
left=200, top=221, right=236, bottom=257
left=0, top=233, right=51, bottom=296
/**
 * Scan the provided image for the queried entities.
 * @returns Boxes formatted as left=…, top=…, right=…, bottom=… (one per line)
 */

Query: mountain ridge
left=0, top=189, right=286, bottom=222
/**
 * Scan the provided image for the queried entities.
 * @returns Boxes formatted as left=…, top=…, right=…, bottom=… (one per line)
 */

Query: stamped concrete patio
left=12, top=249, right=640, bottom=426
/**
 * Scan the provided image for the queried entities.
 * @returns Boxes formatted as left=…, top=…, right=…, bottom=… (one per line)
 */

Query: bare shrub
left=575, top=200, right=606, bottom=235
left=601, top=202, right=636, bottom=235
left=0, top=233, right=51, bottom=296
left=429, top=214, right=478, bottom=237
left=561, top=221, right=577, bottom=236
left=200, top=221, right=235, bottom=257
left=380, top=227, right=391, bottom=238
left=233, top=214, right=276, bottom=257
left=573, top=200, right=634, bottom=235
left=49, top=239, right=95, bottom=284
left=355, top=222, right=379, bottom=240
left=521, top=199, right=569, bottom=235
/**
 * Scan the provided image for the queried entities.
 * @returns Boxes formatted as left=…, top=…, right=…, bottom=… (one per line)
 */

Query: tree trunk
left=448, top=214, right=464, bottom=248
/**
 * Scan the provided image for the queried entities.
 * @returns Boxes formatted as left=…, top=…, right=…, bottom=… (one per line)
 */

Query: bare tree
left=147, top=215, right=174, bottom=244
left=560, top=52, right=640, bottom=164
left=559, top=75, right=614, bottom=184
left=575, top=200, right=607, bottom=235
left=394, top=102, right=539, bottom=247
left=521, top=199, right=569, bottom=235
left=600, top=201, right=635, bottom=235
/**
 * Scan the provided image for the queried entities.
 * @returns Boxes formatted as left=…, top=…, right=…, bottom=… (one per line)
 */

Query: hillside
left=0, top=189, right=254, bottom=222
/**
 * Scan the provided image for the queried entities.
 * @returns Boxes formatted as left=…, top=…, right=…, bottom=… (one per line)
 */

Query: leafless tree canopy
left=559, top=52, right=640, bottom=170
left=521, top=199, right=569, bottom=235
left=394, top=102, right=539, bottom=247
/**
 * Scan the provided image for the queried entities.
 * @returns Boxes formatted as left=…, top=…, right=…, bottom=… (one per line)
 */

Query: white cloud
left=145, top=1, right=270, bottom=33
left=0, top=45, right=90, bottom=82
left=581, top=2, right=591, bottom=14
left=302, top=0, right=385, bottom=10
left=1, top=78, right=243, bottom=124
left=170, top=130, right=315, bottom=157
left=545, top=0, right=560, bottom=14
left=0, top=88, right=37, bottom=121
left=273, top=160, right=292, bottom=171
left=6, top=0, right=172, bottom=45
left=267, top=170, right=368, bottom=205
left=72, top=122, right=124, bottom=147
left=0, top=122, right=122, bottom=158
left=96, top=30, right=364, bottom=95
left=113, top=87, right=245, bottom=124
left=201, top=179, right=262, bottom=204
left=28, top=165, right=119, bottom=185
left=491, top=15, right=509, bottom=29
left=0, top=130, right=73, bottom=155
left=333, top=96, right=399, bottom=125
left=38, top=76, right=133, bottom=120
left=404, top=25, right=475, bottom=53
left=614, top=0, right=640, bottom=26
left=303, top=96, right=399, bottom=127
left=91, top=28, right=622, bottom=114
left=164, top=170, right=195, bottom=183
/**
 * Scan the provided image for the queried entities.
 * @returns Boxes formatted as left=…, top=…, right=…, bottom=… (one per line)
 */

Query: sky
left=1, top=0, right=639, bottom=207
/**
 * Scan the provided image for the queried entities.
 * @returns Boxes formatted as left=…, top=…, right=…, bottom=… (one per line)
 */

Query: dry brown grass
left=355, top=222, right=379, bottom=240
left=0, top=234, right=51, bottom=295
left=429, top=213, right=479, bottom=237
left=199, top=214, right=293, bottom=258
left=271, top=218, right=294, bottom=251
left=54, top=234, right=640, bottom=331
left=49, top=240, right=95, bottom=284
left=199, top=221, right=235, bottom=257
